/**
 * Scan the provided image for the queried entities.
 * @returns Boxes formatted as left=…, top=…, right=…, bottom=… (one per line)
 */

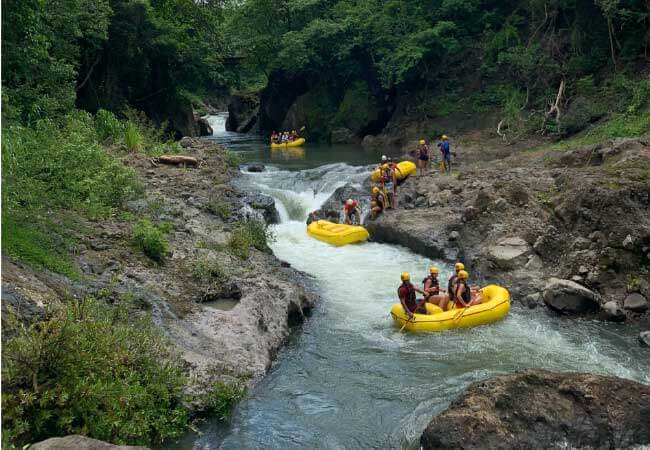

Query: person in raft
left=342, top=198, right=361, bottom=225
left=452, top=270, right=482, bottom=308
left=380, top=163, right=397, bottom=209
left=370, top=186, right=385, bottom=220
left=398, top=272, right=427, bottom=318
left=306, top=210, right=319, bottom=225
left=437, top=135, right=451, bottom=174
left=271, top=131, right=279, bottom=144
left=422, top=266, right=440, bottom=303
left=416, top=139, right=430, bottom=176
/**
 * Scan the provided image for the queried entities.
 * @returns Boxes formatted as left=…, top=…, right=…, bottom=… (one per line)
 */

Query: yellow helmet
left=401, top=272, right=410, bottom=281
left=430, top=266, right=439, bottom=274
left=442, top=134, right=448, bottom=140
left=419, top=139, right=425, bottom=145
left=372, top=186, right=380, bottom=194
left=457, top=270, right=469, bottom=280
left=454, top=262, right=465, bottom=271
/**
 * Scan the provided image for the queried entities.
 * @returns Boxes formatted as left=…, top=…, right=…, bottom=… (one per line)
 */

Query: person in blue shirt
left=437, top=135, right=451, bottom=174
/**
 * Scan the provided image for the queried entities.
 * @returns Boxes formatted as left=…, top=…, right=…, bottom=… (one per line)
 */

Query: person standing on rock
left=416, top=139, right=430, bottom=176
left=398, top=272, right=428, bottom=317
left=342, top=199, right=361, bottom=225
left=438, top=135, right=451, bottom=174
left=370, top=187, right=385, bottom=219
left=380, top=163, right=397, bottom=209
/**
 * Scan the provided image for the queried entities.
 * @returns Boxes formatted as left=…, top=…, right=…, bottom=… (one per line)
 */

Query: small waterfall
left=206, top=112, right=228, bottom=135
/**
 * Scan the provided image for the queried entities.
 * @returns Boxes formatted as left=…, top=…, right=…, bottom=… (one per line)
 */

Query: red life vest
left=398, top=282, right=417, bottom=312
left=344, top=200, right=358, bottom=212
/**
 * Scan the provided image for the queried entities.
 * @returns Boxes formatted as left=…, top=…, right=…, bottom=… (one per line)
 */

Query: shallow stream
left=173, top=115, right=650, bottom=449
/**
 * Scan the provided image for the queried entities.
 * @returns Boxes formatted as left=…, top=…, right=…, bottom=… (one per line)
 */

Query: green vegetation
left=133, top=219, right=172, bottom=261
left=2, top=298, right=188, bottom=448
left=227, top=220, right=275, bottom=259
left=204, top=382, right=247, bottom=420
left=207, top=195, right=232, bottom=219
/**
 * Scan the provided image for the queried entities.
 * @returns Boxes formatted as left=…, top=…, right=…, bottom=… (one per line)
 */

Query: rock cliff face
left=1, top=138, right=316, bottom=412
left=226, top=92, right=260, bottom=133
left=420, top=369, right=650, bottom=450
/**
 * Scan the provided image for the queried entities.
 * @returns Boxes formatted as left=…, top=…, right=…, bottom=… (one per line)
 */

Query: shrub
left=94, top=109, right=124, bottom=142
left=203, top=382, right=247, bottom=420
left=227, top=220, right=274, bottom=259
left=224, top=150, right=241, bottom=169
left=191, top=257, right=226, bottom=284
left=207, top=195, right=231, bottom=219
left=124, top=121, right=143, bottom=152
left=133, top=219, right=170, bottom=261
left=1, top=298, right=189, bottom=447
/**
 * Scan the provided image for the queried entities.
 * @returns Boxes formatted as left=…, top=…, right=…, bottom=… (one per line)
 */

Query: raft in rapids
left=307, top=220, right=369, bottom=246
left=390, top=284, right=510, bottom=332
left=271, top=138, right=306, bottom=148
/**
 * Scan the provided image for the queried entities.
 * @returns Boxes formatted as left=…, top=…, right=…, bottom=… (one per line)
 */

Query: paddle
left=400, top=298, right=426, bottom=332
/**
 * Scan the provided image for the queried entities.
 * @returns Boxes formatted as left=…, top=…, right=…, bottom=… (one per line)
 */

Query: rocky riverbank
left=2, top=138, right=316, bottom=413
left=317, top=137, right=650, bottom=331
left=420, top=368, right=650, bottom=449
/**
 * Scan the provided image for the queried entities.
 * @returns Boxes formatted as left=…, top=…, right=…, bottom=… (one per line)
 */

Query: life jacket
left=422, top=275, right=439, bottom=294
left=344, top=200, right=358, bottom=213
left=381, top=169, right=393, bottom=184
left=447, top=274, right=458, bottom=298
left=419, top=145, right=428, bottom=158
left=454, top=280, right=471, bottom=304
left=398, top=282, right=417, bottom=312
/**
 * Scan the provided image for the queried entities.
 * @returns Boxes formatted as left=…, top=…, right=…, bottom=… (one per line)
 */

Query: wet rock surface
left=30, top=435, right=149, bottom=450
left=420, top=369, right=650, bottom=450
left=543, top=278, right=601, bottom=314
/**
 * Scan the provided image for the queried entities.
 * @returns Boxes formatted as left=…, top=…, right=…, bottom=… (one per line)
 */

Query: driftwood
left=158, top=155, right=200, bottom=167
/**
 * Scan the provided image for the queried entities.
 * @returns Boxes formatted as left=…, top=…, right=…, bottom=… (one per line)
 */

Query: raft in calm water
left=390, top=284, right=510, bottom=332
left=307, top=220, right=369, bottom=246
left=271, top=138, right=306, bottom=148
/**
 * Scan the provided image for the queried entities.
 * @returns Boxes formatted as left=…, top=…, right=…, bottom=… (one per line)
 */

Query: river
left=174, top=115, right=650, bottom=449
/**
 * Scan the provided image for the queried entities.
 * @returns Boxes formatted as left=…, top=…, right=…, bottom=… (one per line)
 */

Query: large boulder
left=640, top=331, right=650, bottom=347
left=420, top=369, right=650, bottom=450
left=624, top=293, right=649, bottom=312
left=486, top=236, right=532, bottom=270
left=313, top=183, right=368, bottom=223
left=197, top=117, right=213, bottom=136
left=600, top=300, right=626, bottom=322
left=543, top=278, right=601, bottom=314
left=226, top=92, right=260, bottom=133
left=30, top=435, right=148, bottom=450
left=241, top=193, right=280, bottom=224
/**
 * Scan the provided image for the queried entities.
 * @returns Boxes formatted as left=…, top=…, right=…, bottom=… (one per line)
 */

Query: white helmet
left=346, top=199, right=354, bottom=205
left=381, top=155, right=387, bottom=161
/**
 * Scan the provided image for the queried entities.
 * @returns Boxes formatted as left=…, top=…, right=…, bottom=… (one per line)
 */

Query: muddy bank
left=1, top=139, right=316, bottom=411
left=420, top=368, right=650, bottom=449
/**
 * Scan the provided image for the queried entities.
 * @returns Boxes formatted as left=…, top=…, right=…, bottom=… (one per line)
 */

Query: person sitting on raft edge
left=398, top=272, right=427, bottom=318
left=422, top=266, right=440, bottom=302
left=342, top=198, right=361, bottom=225
left=452, top=270, right=482, bottom=308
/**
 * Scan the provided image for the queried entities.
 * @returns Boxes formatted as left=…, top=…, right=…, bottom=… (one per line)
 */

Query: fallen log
left=158, top=155, right=199, bottom=167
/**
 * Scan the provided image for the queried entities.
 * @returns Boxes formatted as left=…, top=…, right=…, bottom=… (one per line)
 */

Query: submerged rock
left=420, top=369, right=650, bottom=450
left=241, top=193, right=280, bottom=224
left=246, top=163, right=265, bottom=173
left=543, top=278, right=601, bottom=314
left=640, top=331, right=650, bottom=347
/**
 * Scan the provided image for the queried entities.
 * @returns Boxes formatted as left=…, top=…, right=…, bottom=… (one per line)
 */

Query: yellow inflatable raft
left=390, top=284, right=510, bottom=332
left=271, top=138, right=306, bottom=148
left=307, top=220, right=369, bottom=246
left=371, top=160, right=416, bottom=182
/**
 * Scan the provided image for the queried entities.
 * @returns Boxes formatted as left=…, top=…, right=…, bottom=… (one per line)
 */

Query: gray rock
left=201, top=281, right=243, bottom=303
left=180, top=136, right=193, bottom=148
left=197, top=117, right=213, bottom=136
left=330, top=127, right=360, bottom=144
left=578, top=265, right=589, bottom=275
left=487, top=237, right=532, bottom=270
left=624, top=293, right=649, bottom=312
left=462, top=206, right=478, bottom=221
left=473, top=190, right=493, bottom=212
left=525, top=254, right=543, bottom=270
left=404, top=203, right=415, bottom=210
left=572, top=237, right=591, bottom=250
left=493, top=197, right=508, bottom=211
left=622, top=234, right=634, bottom=249
left=30, top=435, right=148, bottom=450
left=640, top=331, right=650, bottom=347
left=449, top=231, right=460, bottom=241
left=571, top=275, right=583, bottom=283
left=241, top=193, right=280, bottom=224
left=246, top=163, right=265, bottom=173
left=600, top=301, right=626, bottom=322
left=589, top=230, right=606, bottom=242
left=522, top=293, right=541, bottom=309
left=543, top=278, right=601, bottom=314
left=420, top=369, right=650, bottom=450
left=414, top=195, right=427, bottom=208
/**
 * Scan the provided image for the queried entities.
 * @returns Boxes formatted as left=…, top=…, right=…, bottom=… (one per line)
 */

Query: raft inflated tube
left=371, top=160, right=416, bottom=182
left=307, top=220, right=369, bottom=246
left=390, top=284, right=510, bottom=332
left=271, top=138, right=306, bottom=148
